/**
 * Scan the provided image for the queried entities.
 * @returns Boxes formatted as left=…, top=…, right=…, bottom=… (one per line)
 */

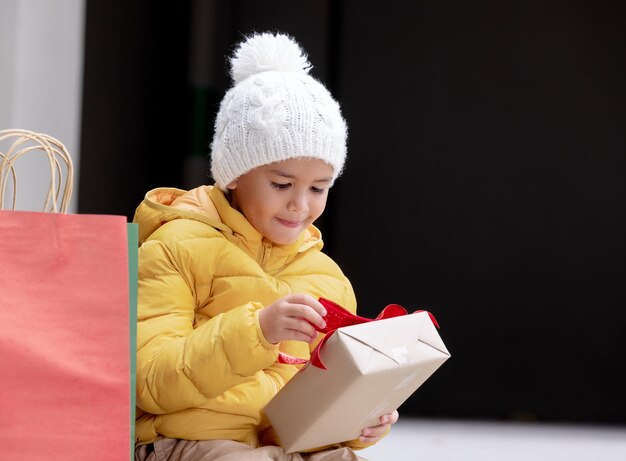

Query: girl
left=133, top=32, right=398, bottom=461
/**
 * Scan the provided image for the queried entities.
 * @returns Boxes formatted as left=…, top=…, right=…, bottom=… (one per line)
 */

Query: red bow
left=277, top=298, right=439, bottom=370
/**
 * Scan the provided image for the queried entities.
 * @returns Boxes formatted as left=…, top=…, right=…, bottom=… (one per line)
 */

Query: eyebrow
left=269, top=169, right=332, bottom=183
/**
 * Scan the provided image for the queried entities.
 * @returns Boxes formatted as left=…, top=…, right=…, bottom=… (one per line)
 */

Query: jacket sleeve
left=135, top=237, right=279, bottom=415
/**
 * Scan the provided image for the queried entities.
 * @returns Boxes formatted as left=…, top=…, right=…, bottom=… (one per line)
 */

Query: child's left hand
left=359, top=410, right=399, bottom=444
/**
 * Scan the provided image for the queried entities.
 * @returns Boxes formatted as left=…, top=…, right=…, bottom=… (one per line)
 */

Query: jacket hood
left=133, top=185, right=323, bottom=252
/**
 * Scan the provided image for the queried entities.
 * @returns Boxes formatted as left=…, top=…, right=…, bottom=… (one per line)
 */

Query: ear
left=226, top=180, right=238, bottom=190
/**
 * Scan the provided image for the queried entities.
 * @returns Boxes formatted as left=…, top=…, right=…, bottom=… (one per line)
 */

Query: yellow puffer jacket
left=133, top=185, right=373, bottom=450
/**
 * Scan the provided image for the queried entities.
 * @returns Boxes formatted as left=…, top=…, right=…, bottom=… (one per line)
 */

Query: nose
left=288, top=190, right=308, bottom=213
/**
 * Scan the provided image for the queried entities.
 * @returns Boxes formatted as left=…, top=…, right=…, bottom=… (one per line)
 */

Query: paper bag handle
left=0, top=129, right=74, bottom=213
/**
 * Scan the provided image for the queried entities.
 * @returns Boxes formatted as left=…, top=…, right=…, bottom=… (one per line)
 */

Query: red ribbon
left=277, top=298, right=439, bottom=370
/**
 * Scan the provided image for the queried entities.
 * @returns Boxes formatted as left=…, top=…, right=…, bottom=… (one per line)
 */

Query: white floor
left=358, top=418, right=626, bottom=461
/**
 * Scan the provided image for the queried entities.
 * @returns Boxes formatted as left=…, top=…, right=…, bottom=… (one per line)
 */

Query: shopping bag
left=0, top=210, right=137, bottom=461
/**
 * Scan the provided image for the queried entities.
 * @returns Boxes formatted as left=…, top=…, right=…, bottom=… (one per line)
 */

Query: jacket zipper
left=260, top=240, right=272, bottom=269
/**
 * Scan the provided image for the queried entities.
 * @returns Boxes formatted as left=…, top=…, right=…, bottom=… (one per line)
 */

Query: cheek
left=252, top=200, right=280, bottom=223
left=310, top=195, right=328, bottom=218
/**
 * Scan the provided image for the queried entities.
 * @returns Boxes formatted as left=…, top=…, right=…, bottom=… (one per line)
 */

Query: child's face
left=227, top=158, right=334, bottom=245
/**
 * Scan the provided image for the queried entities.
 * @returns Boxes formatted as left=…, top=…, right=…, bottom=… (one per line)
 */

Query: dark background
left=80, top=1, right=626, bottom=425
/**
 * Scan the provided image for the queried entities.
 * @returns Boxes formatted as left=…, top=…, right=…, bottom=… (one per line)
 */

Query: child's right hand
left=259, top=294, right=327, bottom=344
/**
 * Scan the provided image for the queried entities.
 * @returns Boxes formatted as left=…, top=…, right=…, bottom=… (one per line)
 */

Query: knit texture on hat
left=210, top=32, right=347, bottom=190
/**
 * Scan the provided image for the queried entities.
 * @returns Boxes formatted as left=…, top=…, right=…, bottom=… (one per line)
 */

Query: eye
left=310, top=186, right=325, bottom=194
left=271, top=182, right=291, bottom=190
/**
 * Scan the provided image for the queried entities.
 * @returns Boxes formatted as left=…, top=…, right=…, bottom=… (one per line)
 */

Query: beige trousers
left=135, top=438, right=369, bottom=461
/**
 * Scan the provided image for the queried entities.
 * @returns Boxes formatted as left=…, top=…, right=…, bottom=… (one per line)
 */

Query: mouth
left=276, top=217, right=303, bottom=228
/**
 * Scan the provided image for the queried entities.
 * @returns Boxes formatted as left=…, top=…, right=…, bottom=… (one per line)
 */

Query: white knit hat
left=210, top=32, right=348, bottom=191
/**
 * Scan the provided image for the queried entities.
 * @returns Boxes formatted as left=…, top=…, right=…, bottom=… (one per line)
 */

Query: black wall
left=80, top=2, right=190, bottom=218
left=332, top=1, right=626, bottom=424
left=80, top=1, right=626, bottom=424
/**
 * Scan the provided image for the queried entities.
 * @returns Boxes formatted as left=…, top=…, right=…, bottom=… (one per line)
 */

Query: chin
left=269, top=231, right=301, bottom=245
left=267, top=225, right=306, bottom=245
left=272, top=236, right=298, bottom=245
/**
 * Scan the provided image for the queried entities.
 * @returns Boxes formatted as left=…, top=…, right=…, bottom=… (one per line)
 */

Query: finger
left=359, top=435, right=381, bottom=444
left=380, top=410, right=399, bottom=425
left=289, top=303, right=326, bottom=330
left=362, top=424, right=386, bottom=436
left=359, top=426, right=387, bottom=443
left=284, top=317, right=318, bottom=340
left=306, top=297, right=328, bottom=318
left=294, top=318, right=319, bottom=338
left=287, top=294, right=327, bottom=317
left=284, top=329, right=317, bottom=343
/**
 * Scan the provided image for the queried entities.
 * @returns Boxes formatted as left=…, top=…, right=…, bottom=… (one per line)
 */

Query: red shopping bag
left=0, top=210, right=136, bottom=461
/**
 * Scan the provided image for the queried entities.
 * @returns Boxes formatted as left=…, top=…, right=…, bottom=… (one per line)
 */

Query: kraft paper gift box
left=264, top=310, right=450, bottom=453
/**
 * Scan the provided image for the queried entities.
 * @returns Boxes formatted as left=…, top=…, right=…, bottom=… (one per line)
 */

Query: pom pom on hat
left=230, top=32, right=312, bottom=84
left=210, top=31, right=348, bottom=191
